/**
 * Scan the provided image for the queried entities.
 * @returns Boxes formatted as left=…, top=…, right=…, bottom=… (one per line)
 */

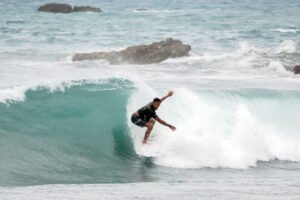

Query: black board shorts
left=131, top=114, right=146, bottom=127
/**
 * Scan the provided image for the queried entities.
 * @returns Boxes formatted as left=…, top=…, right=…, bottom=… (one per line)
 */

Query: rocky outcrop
left=72, top=6, right=102, bottom=12
left=293, top=65, right=300, bottom=74
left=73, top=38, right=191, bottom=64
left=38, top=3, right=102, bottom=13
left=38, top=3, right=73, bottom=13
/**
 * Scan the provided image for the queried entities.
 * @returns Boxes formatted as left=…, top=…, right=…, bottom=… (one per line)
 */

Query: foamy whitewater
left=1, top=0, right=300, bottom=199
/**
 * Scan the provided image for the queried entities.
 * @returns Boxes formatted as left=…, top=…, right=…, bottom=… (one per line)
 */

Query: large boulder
left=293, top=65, right=300, bottom=74
left=73, top=38, right=191, bottom=64
left=38, top=3, right=73, bottom=13
left=72, top=6, right=102, bottom=12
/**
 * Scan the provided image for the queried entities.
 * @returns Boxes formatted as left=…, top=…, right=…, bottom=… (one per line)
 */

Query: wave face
left=0, top=80, right=145, bottom=186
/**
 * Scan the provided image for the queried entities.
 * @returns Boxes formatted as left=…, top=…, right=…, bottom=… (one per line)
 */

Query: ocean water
left=1, top=0, right=300, bottom=199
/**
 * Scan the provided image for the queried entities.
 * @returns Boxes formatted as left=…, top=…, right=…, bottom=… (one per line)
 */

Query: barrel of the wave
left=0, top=80, right=145, bottom=186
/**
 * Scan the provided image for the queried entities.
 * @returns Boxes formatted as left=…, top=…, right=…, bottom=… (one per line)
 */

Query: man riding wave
left=131, top=91, right=176, bottom=144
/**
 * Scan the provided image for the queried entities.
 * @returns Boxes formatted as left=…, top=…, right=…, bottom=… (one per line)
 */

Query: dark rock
left=73, top=38, right=191, bottom=64
left=293, top=65, right=300, bottom=74
left=38, top=3, right=73, bottom=13
left=38, top=3, right=102, bottom=13
left=72, top=6, right=102, bottom=12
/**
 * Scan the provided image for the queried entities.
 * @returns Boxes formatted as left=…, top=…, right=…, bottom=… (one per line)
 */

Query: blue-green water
left=1, top=82, right=300, bottom=186
left=1, top=0, right=300, bottom=199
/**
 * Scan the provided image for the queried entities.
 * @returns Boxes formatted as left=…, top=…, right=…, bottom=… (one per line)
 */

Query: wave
left=271, top=28, right=299, bottom=33
left=1, top=78, right=300, bottom=186
left=0, top=80, right=143, bottom=186
left=268, top=61, right=288, bottom=74
left=274, top=40, right=297, bottom=54
left=133, top=9, right=180, bottom=13
left=162, top=41, right=299, bottom=75
left=129, top=87, right=300, bottom=169
left=0, top=40, right=298, bottom=106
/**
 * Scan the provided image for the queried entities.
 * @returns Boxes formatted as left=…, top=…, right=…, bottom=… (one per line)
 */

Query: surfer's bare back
left=131, top=91, right=176, bottom=144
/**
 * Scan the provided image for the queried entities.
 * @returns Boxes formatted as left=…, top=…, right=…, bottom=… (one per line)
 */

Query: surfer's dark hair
left=153, top=98, right=161, bottom=103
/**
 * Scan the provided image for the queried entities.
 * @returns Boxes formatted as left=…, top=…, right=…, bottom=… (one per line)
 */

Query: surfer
left=131, top=91, right=176, bottom=144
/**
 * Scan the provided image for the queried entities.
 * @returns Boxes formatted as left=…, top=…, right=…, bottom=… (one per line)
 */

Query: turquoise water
left=1, top=83, right=300, bottom=187
left=0, top=80, right=139, bottom=186
left=1, top=0, right=300, bottom=199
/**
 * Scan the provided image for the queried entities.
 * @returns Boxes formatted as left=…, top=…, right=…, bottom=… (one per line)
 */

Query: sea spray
left=129, top=87, right=300, bottom=169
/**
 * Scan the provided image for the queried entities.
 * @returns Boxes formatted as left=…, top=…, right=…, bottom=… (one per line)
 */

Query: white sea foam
left=274, top=40, right=297, bottom=54
left=0, top=86, right=28, bottom=103
left=0, top=55, right=298, bottom=104
left=0, top=61, right=125, bottom=103
left=271, top=28, right=298, bottom=33
left=164, top=42, right=258, bottom=64
left=128, top=87, right=300, bottom=169
left=268, top=61, right=288, bottom=74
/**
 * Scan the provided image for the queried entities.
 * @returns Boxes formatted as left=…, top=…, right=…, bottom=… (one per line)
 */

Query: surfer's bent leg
left=131, top=114, right=146, bottom=127
left=143, top=119, right=156, bottom=144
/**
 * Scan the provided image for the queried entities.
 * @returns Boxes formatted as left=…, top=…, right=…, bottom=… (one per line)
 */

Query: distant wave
left=271, top=28, right=299, bottom=33
left=133, top=9, right=180, bottom=13
left=162, top=41, right=296, bottom=75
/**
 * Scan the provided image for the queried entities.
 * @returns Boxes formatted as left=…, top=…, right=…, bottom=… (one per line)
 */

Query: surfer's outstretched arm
left=155, top=117, right=176, bottom=131
left=160, top=90, right=174, bottom=102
